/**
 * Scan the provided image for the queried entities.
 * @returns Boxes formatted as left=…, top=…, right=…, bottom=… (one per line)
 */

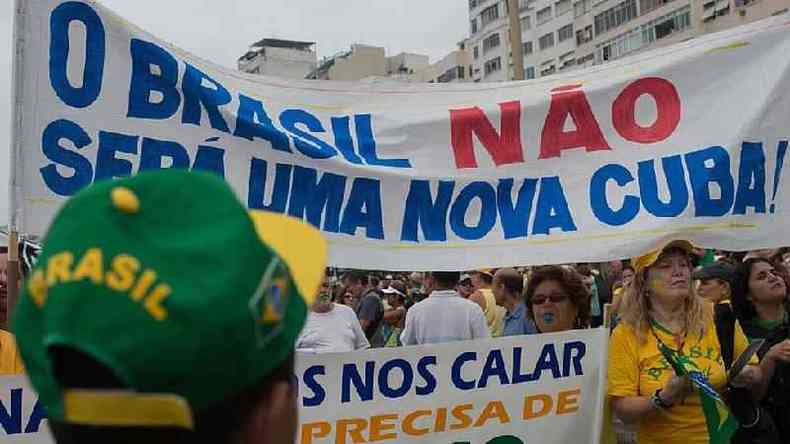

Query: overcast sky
left=0, top=0, right=469, bottom=228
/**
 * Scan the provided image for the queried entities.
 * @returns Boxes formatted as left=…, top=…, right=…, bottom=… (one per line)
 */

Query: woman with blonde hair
left=608, top=240, right=765, bottom=444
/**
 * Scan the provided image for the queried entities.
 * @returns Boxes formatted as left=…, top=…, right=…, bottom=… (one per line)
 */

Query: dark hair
left=431, top=271, right=461, bottom=288
left=732, top=258, right=788, bottom=321
left=622, top=264, right=635, bottom=274
left=343, top=271, right=368, bottom=286
left=525, top=266, right=590, bottom=329
left=49, top=346, right=295, bottom=444
left=496, top=271, right=524, bottom=295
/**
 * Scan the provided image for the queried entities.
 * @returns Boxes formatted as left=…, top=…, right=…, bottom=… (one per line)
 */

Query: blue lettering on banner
left=477, top=349, right=509, bottom=388
left=498, top=178, right=538, bottom=239
left=302, top=365, right=326, bottom=407
left=415, top=356, right=438, bottom=395
left=637, top=155, right=688, bottom=217
left=684, top=146, right=734, bottom=217
left=181, top=63, right=232, bottom=133
left=331, top=116, right=364, bottom=164
left=40, top=119, right=94, bottom=196
left=532, top=344, right=561, bottom=379
left=733, top=142, right=766, bottom=214
left=0, top=388, right=47, bottom=435
left=233, top=94, right=292, bottom=153
left=127, top=39, right=181, bottom=120
left=139, top=138, right=190, bottom=171
left=339, top=178, right=384, bottom=239
left=401, top=180, right=455, bottom=242
left=341, top=361, right=375, bottom=403
left=95, top=131, right=138, bottom=182
left=49, top=2, right=105, bottom=108
left=378, top=359, right=414, bottom=399
left=451, top=351, right=478, bottom=391
left=562, top=341, right=586, bottom=377
left=354, top=114, right=411, bottom=168
left=531, top=177, right=577, bottom=235
left=248, top=159, right=292, bottom=212
left=280, top=110, right=338, bottom=159
left=450, top=182, right=497, bottom=241
left=589, top=164, right=639, bottom=226
left=288, top=166, right=346, bottom=232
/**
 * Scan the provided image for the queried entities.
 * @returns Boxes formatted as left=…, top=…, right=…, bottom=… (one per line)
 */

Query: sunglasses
left=531, top=293, right=569, bottom=305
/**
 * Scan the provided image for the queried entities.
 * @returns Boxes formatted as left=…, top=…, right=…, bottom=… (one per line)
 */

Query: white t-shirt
left=400, top=290, right=490, bottom=346
left=296, top=304, right=370, bottom=353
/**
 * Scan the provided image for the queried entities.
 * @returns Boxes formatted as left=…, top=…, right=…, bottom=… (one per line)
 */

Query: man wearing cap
left=694, top=262, right=736, bottom=304
left=470, top=269, right=506, bottom=337
left=13, top=170, right=327, bottom=444
left=400, top=272, right=490, bottom=346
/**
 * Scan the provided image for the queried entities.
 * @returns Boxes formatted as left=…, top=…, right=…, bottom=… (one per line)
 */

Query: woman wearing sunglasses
left=525, top=265, right=591, bottom=333
left=608, top=240, right=765, bottom=444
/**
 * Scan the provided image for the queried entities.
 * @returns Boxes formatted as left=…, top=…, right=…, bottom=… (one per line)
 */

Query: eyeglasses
left=531, top=293, right=569, bottom=305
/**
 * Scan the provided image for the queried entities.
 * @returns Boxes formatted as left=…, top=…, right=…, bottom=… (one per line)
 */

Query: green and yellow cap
left=12, top=170, right=326, bottom=429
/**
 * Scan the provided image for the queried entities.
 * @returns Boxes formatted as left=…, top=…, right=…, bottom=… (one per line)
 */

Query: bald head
left=494, top=268, right=523, bottom=296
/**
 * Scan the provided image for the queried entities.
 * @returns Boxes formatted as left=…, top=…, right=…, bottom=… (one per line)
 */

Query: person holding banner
left=11, top=170, right=327, bottom=444
left=732, top=257, right=790, bottom=442
left=608, top=240, right=764, bottom=444
left=525, top=266, right=591, bottom=333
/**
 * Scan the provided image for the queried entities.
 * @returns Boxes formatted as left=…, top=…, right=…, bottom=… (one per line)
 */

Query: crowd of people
left=0, top=170, right=788, bottom=444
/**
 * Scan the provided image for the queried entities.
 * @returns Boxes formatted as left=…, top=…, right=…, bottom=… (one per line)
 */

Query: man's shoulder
left=333, top=303, right=357, bottom=316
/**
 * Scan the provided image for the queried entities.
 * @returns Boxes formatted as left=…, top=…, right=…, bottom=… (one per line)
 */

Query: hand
left=766, top=340, right=790, bottom=364
left=730, top=365, right=762, bottom=388
left=662, top=375, right=692, bottom=405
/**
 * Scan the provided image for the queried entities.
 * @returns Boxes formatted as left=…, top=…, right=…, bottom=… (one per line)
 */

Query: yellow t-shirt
left=0, top=330, right=24, bottom=375
left=608, top=315, right=755, bottom=444
left=480, top=289, right=504, bottom=337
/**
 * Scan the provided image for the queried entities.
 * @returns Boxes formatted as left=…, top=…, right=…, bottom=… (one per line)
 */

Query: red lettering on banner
left=450, top=100, right=524, bottom=168
left=612, top=77, right=681, bottom=143
left=540, top=84, right=611, bottom=159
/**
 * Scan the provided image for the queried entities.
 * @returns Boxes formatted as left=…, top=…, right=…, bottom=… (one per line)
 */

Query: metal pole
left=6, top=232, right=19, bottom=330
left=507, top=0, right=525, bottom=80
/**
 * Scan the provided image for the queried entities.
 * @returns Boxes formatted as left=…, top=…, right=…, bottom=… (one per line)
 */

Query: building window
left=594, top=0, right=637, bottom=36
left=558, top=24, right=574, bottom=42
left=642, top=5, right=691, bottom=43
left=471, top=18, right=479, bottom=34
left=539, top=32, right=555, bottom=50
left=481, top=4, right=500, bottom=26
left=521, top=16, right=532, bottom=30
left=559, top=51, right=576, bottom=70
left=525, top=66, right=536, bottom=78
left=640, top=0, right=674, bottom=15
left=541, top=61, right=556, bottom=76
left=556, top=0, right=572, bottom=16
left=458, top=66, right=465, bottom=79
left=537, top=6, right=553, bottom=24
left=484, top=57, right=502, bottom=75
left=483, top=32, right=502, bottom=53
left=470, top=0, right=478, bottom=8
left=576, top=25, right=594, bottom=44
left=474, top=46, right=480, bottom=59
left=576, top=53, right=595, bottom=65
left=574, top=0, right=592, bottom=17
left=523, top=41, right=534, bottom=55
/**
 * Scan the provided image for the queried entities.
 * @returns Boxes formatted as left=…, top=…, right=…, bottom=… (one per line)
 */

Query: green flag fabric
left=658, top=342, right=739, bottom=444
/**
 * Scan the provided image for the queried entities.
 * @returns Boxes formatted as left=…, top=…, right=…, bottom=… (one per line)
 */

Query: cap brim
left=633, top=240, right=695, bottom=273
left=249, top=211, right=327, bottom=306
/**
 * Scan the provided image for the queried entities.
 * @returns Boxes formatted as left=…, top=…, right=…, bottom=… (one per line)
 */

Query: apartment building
left=468, top=0, right=580, bottom=81
left=466, top=0, right=789, bottom=80
left=237, top=38, right=317, bottom=79
left=574, top=0, right=789, bottom=69
left=306, top=44, right=432, bottom=81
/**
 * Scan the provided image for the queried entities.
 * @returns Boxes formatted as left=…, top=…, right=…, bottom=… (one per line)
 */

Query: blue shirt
left=502, top=302, right=537, bottom=336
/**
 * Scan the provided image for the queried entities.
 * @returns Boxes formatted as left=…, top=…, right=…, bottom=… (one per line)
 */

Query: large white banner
left=11, top=0, right=790, bottom=270
left=296, top=329, right=609, bottom=444
left=0, top=329, right=609, bottom=444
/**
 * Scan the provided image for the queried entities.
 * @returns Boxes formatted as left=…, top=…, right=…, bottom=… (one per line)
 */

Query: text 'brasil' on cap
left=13, top=170, right=327, bottom=428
